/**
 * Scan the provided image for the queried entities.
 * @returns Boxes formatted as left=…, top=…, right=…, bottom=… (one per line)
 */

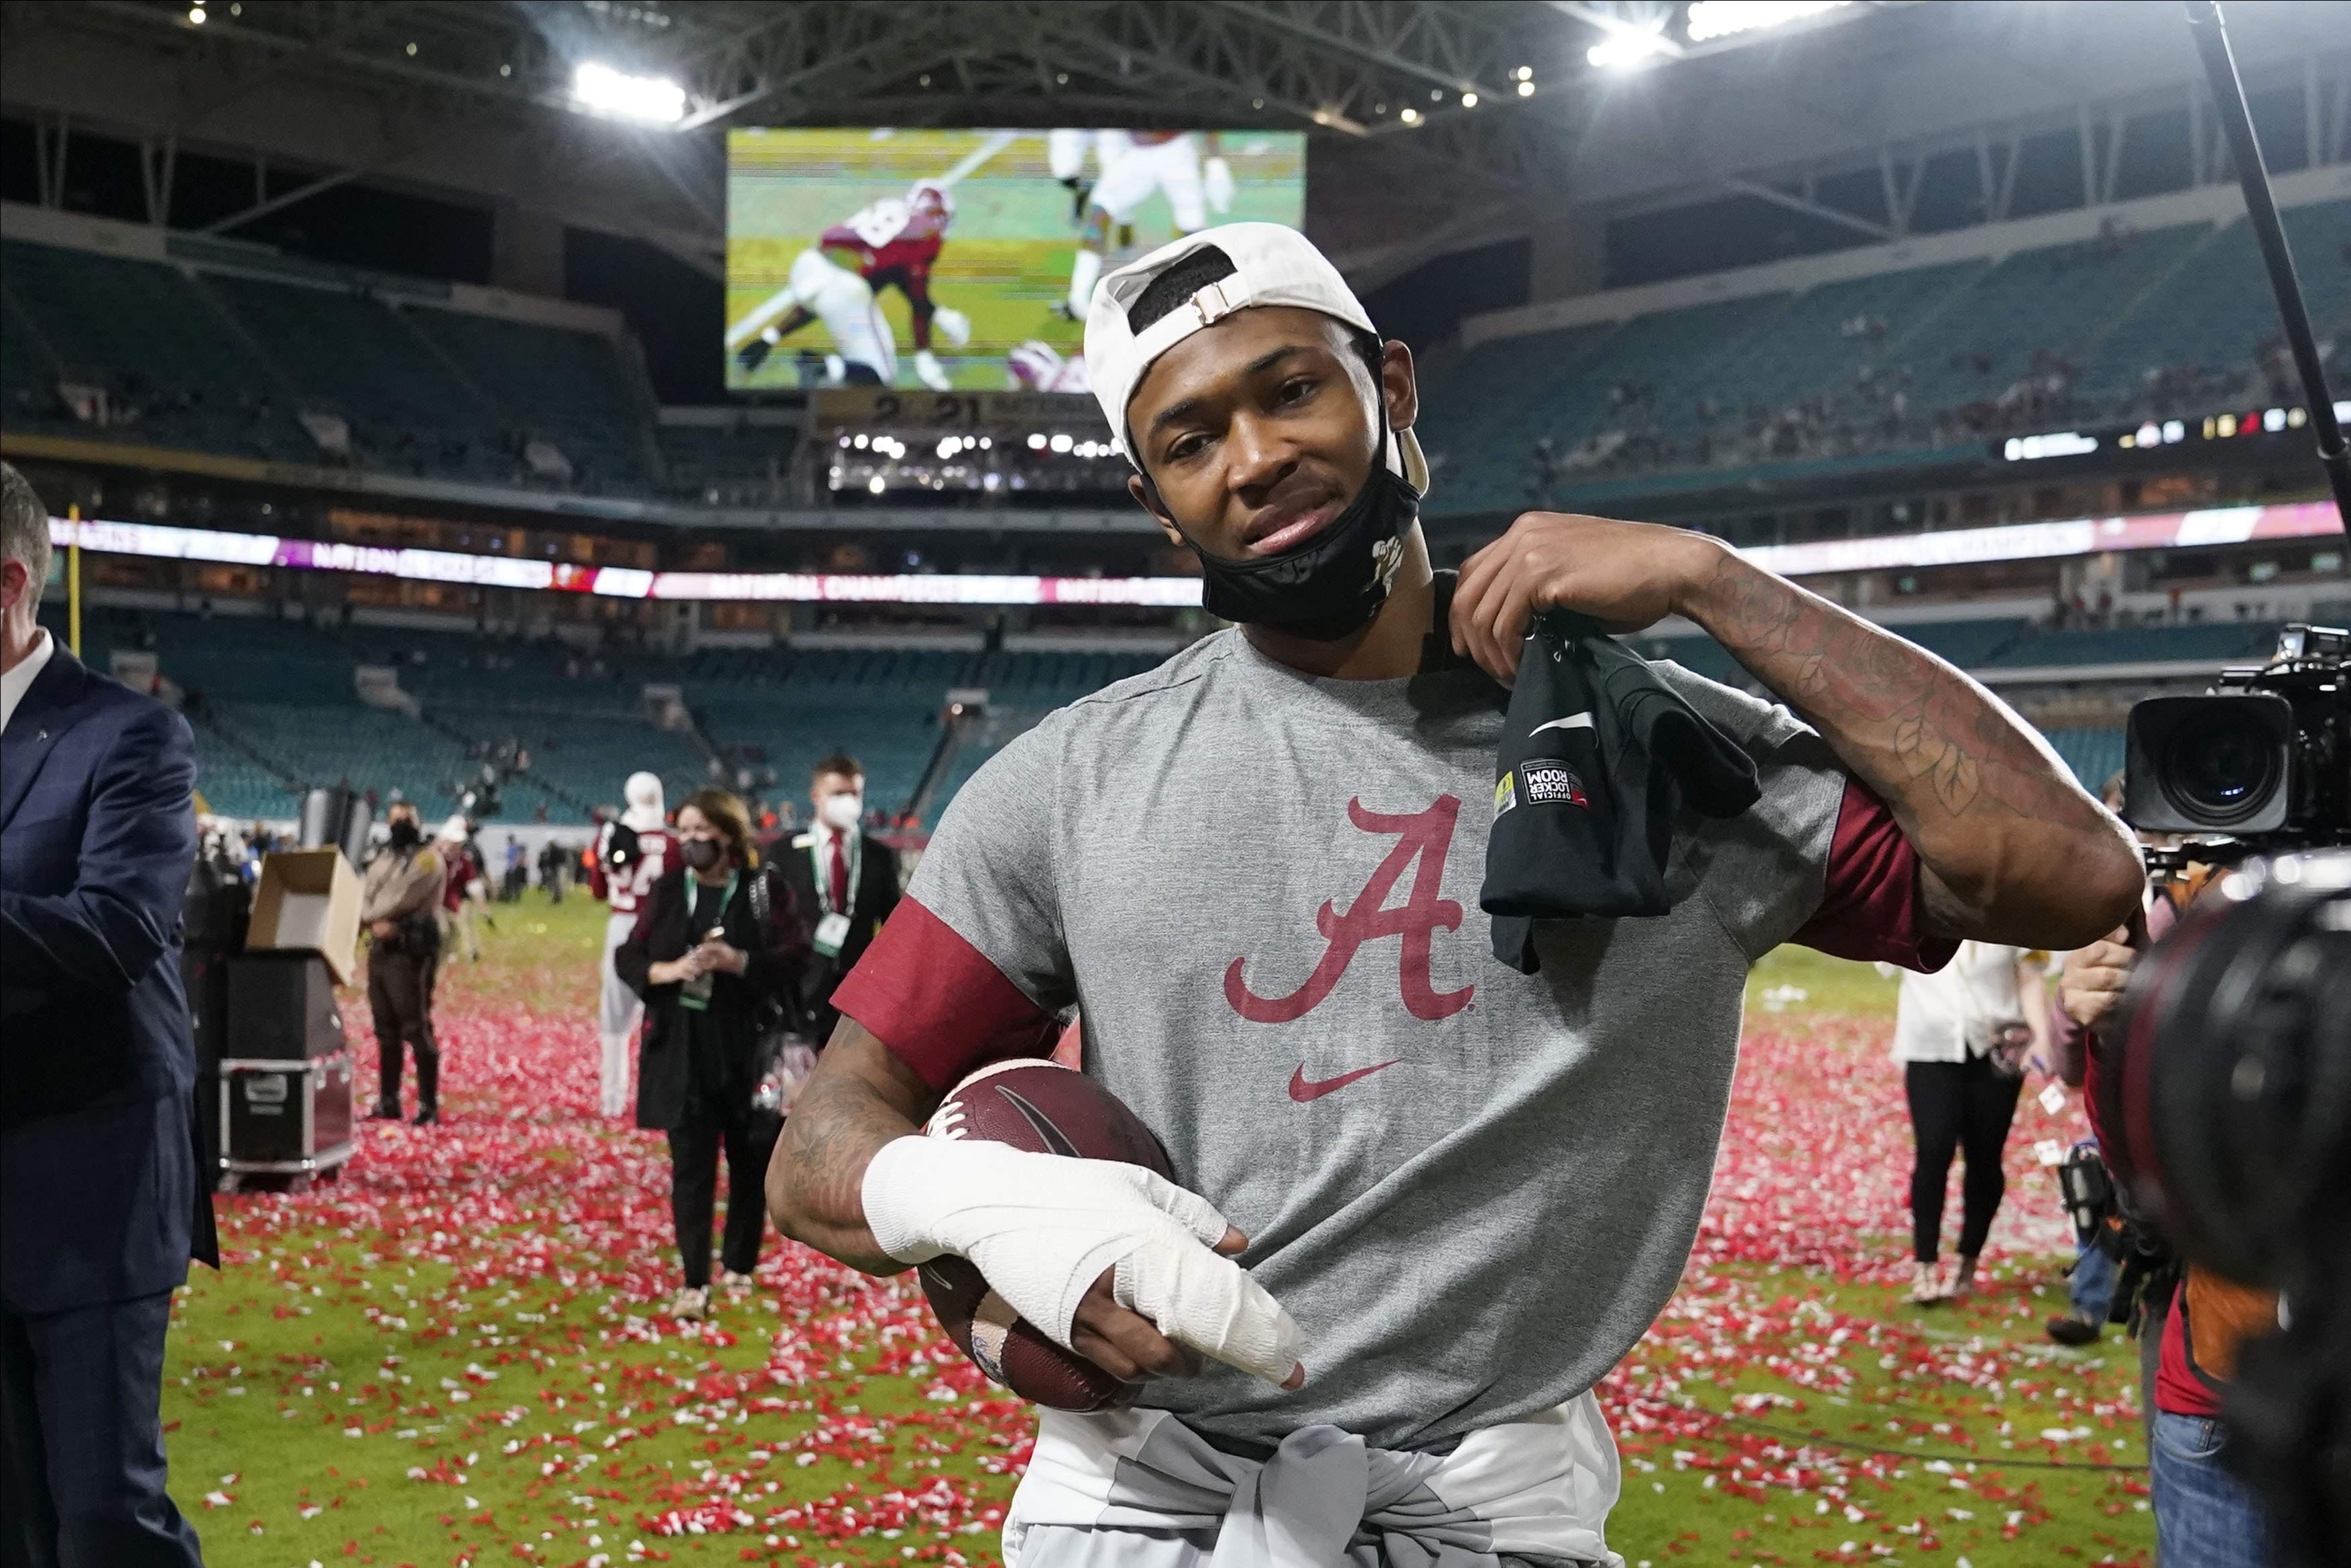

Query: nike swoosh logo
left=1528, top=713, right=1594, bottom=737
left=996, top=1087, right=1081, bottom=1158
left=1288, top=1060, right=1401, bottom=1103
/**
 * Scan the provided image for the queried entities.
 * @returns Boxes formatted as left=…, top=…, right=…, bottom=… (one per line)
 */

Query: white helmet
left=621, top=771, right=666, bottom=831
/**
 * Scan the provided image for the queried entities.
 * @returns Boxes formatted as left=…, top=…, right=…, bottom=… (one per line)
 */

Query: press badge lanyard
left=808, top=828, right=857, bottom=959
left=678, top=870, right=737, bottom=1012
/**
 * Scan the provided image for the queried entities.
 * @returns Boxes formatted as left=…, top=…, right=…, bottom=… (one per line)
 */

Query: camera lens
left=2165, top=707, right=2282, bottom=824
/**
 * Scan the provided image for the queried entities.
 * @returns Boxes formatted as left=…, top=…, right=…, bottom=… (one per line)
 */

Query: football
left=915, top=1057, right=1174, bottom=1411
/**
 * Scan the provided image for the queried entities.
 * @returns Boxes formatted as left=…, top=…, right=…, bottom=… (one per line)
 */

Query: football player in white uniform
left=1060, top=131, right=1232, bottom=321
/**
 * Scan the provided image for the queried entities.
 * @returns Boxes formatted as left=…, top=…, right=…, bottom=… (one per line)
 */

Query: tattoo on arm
left=1687, top=551, right=2137, bottom=940
left=765, top=1021, right=934, bottom=1275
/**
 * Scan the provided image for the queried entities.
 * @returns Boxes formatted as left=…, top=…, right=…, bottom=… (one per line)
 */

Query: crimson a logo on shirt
left=1223, top=794, right=1474, bottom=1024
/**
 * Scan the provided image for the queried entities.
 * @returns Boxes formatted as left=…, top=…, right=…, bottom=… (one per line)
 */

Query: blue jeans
left=2150, top=1408, right=2277, bottom=1568
left=2069, top=1235, right=2116, bottom=1322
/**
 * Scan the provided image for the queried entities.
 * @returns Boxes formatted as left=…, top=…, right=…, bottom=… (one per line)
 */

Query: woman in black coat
left=615, top=788, right=805, bottom=1321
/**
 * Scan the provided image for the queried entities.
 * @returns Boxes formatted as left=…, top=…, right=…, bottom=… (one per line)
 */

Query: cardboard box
left=245, top=849, right=361, bottom=985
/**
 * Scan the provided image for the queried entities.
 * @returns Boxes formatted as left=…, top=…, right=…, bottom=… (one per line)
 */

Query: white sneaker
left=670, top=1286, right=710, bottom=1323
left=1907, top=1262, right=1943, bottom=1305
left=719, top=1270, right=756, bottom=1298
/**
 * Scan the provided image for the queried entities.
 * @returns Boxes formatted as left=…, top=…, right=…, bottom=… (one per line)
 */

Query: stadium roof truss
left=0, top=1, right=1880, bottom=262
left=2, top=0, right=2346, bottom=280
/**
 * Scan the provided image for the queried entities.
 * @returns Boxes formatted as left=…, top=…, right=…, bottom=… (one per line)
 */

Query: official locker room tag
left=2038, top=1082, right=2067, bottom=1115
left=813, top=912, right=852, bottom=958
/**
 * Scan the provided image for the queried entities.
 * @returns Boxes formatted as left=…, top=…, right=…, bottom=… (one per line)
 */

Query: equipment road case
left=219, top=1049, right=355, bottom=1190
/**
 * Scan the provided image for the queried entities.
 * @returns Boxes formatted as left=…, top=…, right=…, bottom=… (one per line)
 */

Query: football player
left=770, top=225, right=2142, bottom=1567
left=732, top=180, right=972, bottom=390
left=1060, top=131, right=1232, bottom=322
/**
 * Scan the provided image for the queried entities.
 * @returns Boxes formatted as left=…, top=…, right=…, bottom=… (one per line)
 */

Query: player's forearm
left=1679, top=549, right=2141, bottom=949
left=765, top=1022, right=934, bottom=1275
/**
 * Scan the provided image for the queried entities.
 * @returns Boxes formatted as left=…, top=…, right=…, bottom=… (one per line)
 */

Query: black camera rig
left=2122, top=623, right=2348, bottom=863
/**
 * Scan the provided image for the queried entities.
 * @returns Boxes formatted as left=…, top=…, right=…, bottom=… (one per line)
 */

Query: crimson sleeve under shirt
left=831, top=717, right=1074, bottom=1091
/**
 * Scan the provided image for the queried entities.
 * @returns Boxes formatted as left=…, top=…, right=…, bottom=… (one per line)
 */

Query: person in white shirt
left=1887, top=941, right=2051, bottom=1303
left=589, top=773, right=674, bottom=1120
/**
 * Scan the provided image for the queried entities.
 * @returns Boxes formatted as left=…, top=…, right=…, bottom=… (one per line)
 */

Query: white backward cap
left=1083, top=221, right=1428, bottom=495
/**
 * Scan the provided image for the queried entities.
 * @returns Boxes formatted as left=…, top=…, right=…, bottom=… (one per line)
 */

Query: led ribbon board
left=53, top=501, right=2344, bottom=604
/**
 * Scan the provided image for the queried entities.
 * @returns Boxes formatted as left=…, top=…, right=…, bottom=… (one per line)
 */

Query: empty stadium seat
left=1413, top=196, right=2351, bottom=518
left=13, top=193, right=2344, bottom=511
left=1, top=239, right=311, bottom=460
left=404, top=309, right=653, bottom=492
left=1978, top=619, right=2282, bottom=668
left=3, top=237, right=662, bottom=495
left=202, top=276, right=511, bottom=480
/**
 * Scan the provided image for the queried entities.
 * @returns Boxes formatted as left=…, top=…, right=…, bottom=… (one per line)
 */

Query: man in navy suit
left=0, top=463, right=210, bottom=1568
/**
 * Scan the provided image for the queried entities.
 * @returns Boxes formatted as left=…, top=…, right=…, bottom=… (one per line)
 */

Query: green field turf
left=162, top=898, right=2153, bottom=1568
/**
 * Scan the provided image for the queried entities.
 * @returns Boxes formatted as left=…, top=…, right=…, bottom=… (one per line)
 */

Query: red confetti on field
left=192, top=969, right=2137, bottom=1566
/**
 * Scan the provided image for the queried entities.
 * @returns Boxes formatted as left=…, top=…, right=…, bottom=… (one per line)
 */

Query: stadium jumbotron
left=1, top=1, right=2346, bottom=1565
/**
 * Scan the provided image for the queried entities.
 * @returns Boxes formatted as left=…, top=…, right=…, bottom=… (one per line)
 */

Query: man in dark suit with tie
left=0, top=463, right=212, bottom=1568
left=775, top=753, right=900, bottom=1047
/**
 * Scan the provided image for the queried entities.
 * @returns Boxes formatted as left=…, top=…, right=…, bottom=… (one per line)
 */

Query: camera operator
left=2062, top=876, right=2281, bottom=1568
left=2043, top=773, right=2130, bottom=1350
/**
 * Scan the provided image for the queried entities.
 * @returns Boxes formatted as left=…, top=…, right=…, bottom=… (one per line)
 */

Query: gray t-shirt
left=837, top=628, right=1939, bottom=1451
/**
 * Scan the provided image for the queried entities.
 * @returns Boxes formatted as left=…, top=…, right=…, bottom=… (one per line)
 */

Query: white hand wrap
left=862, top=1136, right=1303, bottom=1386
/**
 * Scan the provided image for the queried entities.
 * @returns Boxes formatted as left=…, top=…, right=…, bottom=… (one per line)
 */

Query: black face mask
left=1172, top=431, right=1419, bottom=642
left=387, top=821, right=421, bottom=851
left=680, top=837, right=724, bottom=871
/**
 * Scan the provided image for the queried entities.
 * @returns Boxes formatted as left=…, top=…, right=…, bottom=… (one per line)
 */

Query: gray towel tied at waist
left=1003, top=1395, right=1624, bottom=1568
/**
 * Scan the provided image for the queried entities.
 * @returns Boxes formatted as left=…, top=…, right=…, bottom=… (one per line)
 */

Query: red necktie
left=829, top=834, right=849, bottom=914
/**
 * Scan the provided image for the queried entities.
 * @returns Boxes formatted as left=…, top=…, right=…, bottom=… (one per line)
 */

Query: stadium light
left=2003, top=431, right=2099, bottom=462
left=1399, top=106, right=1422, bottom=125
left=187, top=3, right=205, bottom=22
left=1684, top=1, right=1854, bottom=44
left=1588, top=32, right=1673, bottom=70
left=572, top=61, right=686, bottom=124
